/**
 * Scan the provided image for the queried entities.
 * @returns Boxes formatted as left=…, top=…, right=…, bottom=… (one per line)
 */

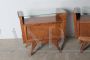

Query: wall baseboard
left=0, top=38, right=22, bottom=40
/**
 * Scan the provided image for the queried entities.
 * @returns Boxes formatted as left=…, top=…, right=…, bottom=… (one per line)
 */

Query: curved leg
left=25, top=40, right=37, bottom=56
left=52, top=39, right=60, bottom=51
left=30, top=40, right=37, bottom=55
left=80, top=41, right=90, bottom=53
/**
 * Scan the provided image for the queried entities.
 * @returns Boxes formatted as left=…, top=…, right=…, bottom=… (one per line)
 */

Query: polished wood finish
left=73, top=9, right=90, bottom=52
left=73, top=11, right=80, bottom=38
left=18, top=16, right=28, bottom=43
left=18, top=12, right=67, bottom=55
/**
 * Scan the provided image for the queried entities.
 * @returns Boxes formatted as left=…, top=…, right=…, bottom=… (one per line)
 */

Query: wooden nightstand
left=73, top=8, right=90, bottom=52
left=18, top=9, right=67, bottom=55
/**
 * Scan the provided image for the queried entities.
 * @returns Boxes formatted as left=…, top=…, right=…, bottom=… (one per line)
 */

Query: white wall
left=0, top=0, right=90, bottom=39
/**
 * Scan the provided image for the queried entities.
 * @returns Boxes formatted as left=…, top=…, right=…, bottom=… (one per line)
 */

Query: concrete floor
left=0, top=38, right=90, bottom=60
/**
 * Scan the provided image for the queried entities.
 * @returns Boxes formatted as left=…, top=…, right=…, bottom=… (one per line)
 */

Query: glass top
left=18, top=8, right=66, bottom=18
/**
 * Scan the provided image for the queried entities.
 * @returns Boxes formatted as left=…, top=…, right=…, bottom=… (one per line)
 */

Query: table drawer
left=80, top=23, right=90, bottom=36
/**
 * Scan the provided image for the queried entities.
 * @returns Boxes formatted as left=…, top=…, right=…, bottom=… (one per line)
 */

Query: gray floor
left=0, top=38, right=90, bottom=60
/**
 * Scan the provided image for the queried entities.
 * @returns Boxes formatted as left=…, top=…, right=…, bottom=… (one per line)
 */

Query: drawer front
left=28, top=26, right=49, bottom=40
left=27, top=22, right=63, bottom=43
left=80, top=23, right=90, bottom=36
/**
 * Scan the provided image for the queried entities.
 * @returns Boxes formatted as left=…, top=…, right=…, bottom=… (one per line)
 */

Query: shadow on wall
left=12, top=28, right=18, bottom=39
left=64, top=9, right=74, bottom=37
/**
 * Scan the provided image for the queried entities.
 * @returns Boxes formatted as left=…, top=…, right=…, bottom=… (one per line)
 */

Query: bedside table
left=18, top=9, right=67, bottom=55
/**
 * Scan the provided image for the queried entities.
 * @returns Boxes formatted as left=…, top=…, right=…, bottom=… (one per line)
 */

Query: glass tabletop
left=21, top=8, right=66, bottom=18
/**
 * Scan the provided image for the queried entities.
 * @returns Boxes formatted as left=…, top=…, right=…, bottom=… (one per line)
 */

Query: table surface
left=22, top=9, right=66, bottom=18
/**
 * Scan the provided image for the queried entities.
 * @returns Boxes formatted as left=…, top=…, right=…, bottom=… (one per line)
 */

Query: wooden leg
left=80, top=41, right=90, bottom=53
left=25, top=40, right=37, bottom=56
left=25, top=42, right=30, bottom=48
left=80, top=41, right=84, bottom=53
left=30, top=40, right=37, bottom=55
left=25, top=40, right=32, bottom=48
left=52, top=39, right=60, bottom=51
